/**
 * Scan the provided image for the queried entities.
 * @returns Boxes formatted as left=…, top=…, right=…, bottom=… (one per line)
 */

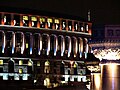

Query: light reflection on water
left=91, top=64, right=120, bottom=90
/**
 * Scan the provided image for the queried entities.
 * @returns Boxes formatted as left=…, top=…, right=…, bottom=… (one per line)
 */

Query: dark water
left=92, top=64, right=120, bottom=90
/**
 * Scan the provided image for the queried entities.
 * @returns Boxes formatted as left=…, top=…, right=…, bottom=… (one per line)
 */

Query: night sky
left=0, top=0, right=120, bottom=24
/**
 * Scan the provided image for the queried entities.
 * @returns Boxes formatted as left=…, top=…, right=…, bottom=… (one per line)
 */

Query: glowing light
left=61, top=36, right=65, bottom=56
left=93, top=48, right=120, bottom=60
left=93, top=73, right=101, bottom=90
left=12, top=32, right=15, bottom=54
left=67, top=36, right=71, bottom=57
left=2, top=32, right=5, bottom=53
left=47, top=35, right=50, bottom=55
left=44, top=78, right=50, bottom=87
left=21, top=33, right=25, bottom=54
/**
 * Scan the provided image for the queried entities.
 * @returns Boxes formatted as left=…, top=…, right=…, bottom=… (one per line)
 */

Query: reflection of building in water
left=0, top=9, right=92, bottom=89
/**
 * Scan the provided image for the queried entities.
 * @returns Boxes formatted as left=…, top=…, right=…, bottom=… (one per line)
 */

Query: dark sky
left=0, top=0, right=120, bottom=24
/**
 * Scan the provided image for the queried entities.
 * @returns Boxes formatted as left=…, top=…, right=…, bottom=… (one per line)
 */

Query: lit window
left=4, top=16, right=6, bottom=23
left=40, top=18, right=45, bottom=22
left=55, top=19, right=59, bottom=24
left=81, top=26, right=84, bottom=31
left=86, top=25, right=89, bottom=31
left=44, top=78, right=50, bottom=87
left=47, top=18, right=52, bottom=23
left=26, top=43, right=28, bottom=48
left=23, top=16, right=28, bottom=20
left=0, top=60, right=3, bottom=65
left=37, top=61, right=40, bottom=66
left=19, top=60, right=23, bottom=65
left=45, top=60, right=50, bottom=66
left=28, top=59, right=33, bottom=66
left=19, top=68, right=23, bottom=74
left=31, top=16, right=37, bottom=21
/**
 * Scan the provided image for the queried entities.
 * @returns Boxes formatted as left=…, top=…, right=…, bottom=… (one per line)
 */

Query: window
left=116, top=29, right=120, bottom=36
left=24, top=33, right=33, bottom=55
left=37, top=61, right=40, bottom=66
left=31, top=16, right=37, bottom=27
left=85, top=24, right=89, bottom=32
left=68, top=21, right=72, bottom=31
left=19, top=60, right=23, bottom=65
left=4, top=14, right=11, bottom=25
left=44, top=60, right=50, bottom=73
left=5, top=32, right=13, bottom=55
left=0, top=60, right=3, bottom=65
left=28, top=59, right=33, bottom=66
left=62, top=20, right=66, bottom=30
left=14, top=15, right=20, bottom=26
left=74, top=22, right=78, bottom=31
left=19, top=68, right=23, bottom=74
left=47, top=18, right=53, bottom=29
left=23, top=15, right=29, bottom=26
left=54, top=19, right=60, bottom=30
left=0, top=14, right=2, bottom=24
left=15, top=32, right=23, bottom=54
left=40, top=17, right=45, bottom=28
left=107, top=29, right=113, bottom=36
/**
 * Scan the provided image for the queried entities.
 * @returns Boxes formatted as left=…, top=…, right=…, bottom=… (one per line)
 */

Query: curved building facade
left=0, top=11, right=92, bottom=88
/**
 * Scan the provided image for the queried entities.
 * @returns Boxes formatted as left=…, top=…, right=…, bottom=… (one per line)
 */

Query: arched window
left=31, top=16, right=37, bottom=27
left=42, top=34, right=50, bottom=55
left=50, top=34, right=58, bottom=56
left=0, top=31, right=5, bottom=54
left=15, top=32, right=25, bottom=55
left=65, top=36, right=71, bottom=57
left=13, top=14, right=20, bottom=26
left=44, top=78, right=50, bottom=87
left=44, top=60, right=50, bottom=73
left=74, top=62, right=78, bottom=75
left=60, top=61, right=65, bottom=74
left=5, top=31, right=15, bottom=55
left=33, top=33, right=42, bottom=55
left=57, top=35, right=65, bottom=57
left=27, top=59, right=33, bottom=74
left=8, top=58, right=14, bottom=73
left=4, top=14, right=11, bottom=25
left=24, top=32, right=33, bottom=56
left=78, top=37, right=83, bottom=58
left=71, top=37, right=78, bottom=58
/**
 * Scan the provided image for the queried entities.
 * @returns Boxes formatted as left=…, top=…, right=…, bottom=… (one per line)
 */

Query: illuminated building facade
left=0, top=10, right=92, bottom=88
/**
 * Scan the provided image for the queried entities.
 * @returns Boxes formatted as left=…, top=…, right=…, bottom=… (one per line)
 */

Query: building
left=90, top=24, right=120, bottom=60
left=0, top=8, right=92, bottom=89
